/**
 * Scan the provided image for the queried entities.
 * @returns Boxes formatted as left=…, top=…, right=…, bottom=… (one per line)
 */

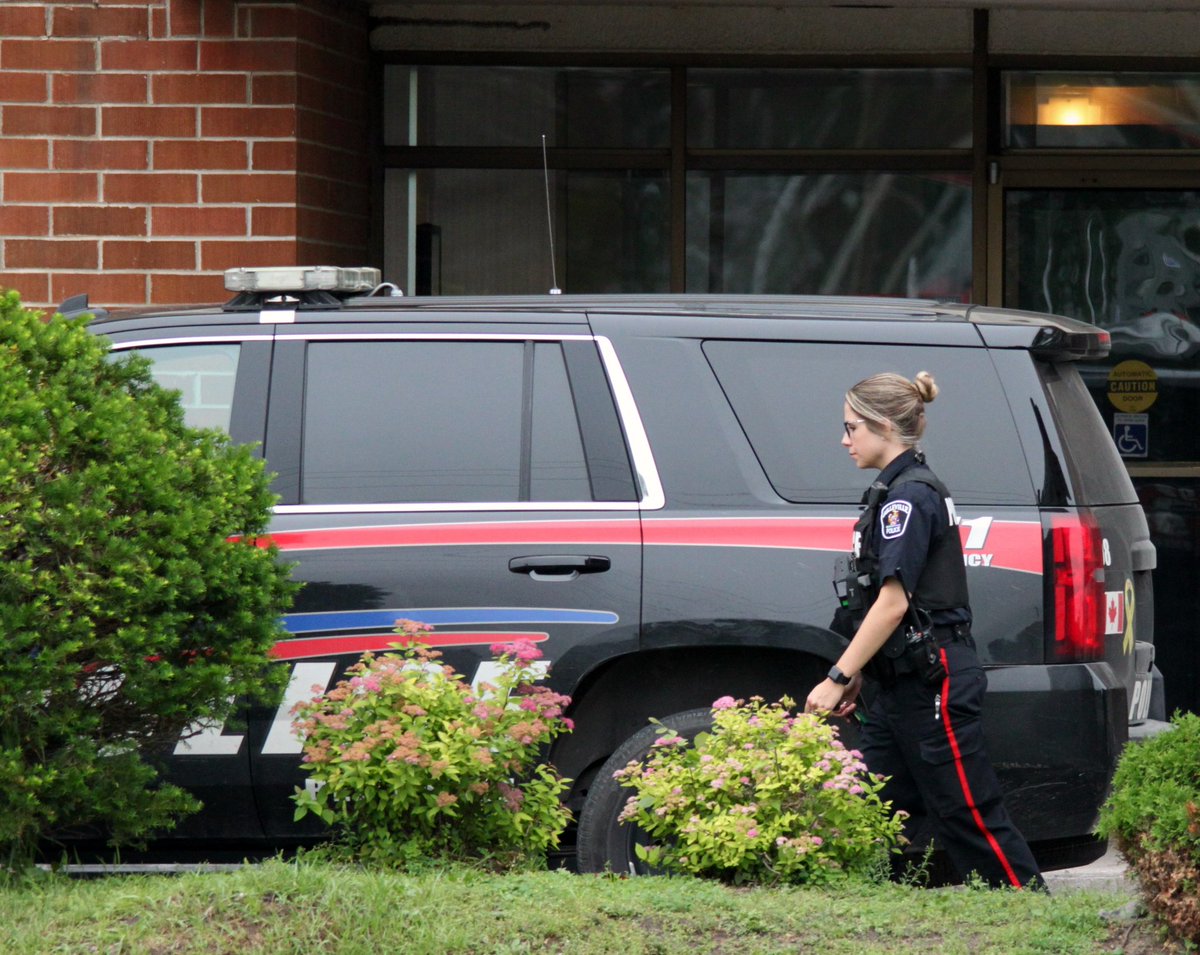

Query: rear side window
left=301, top=340, right=628, bottom=505
left=1042, top=362, right=1139, bottom=506
left=135, top=343, right=241, bottom=432
left=704, top=340, right=1034, bottom=505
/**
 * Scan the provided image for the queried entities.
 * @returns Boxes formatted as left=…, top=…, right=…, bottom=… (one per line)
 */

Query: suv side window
left=704, top=340, right=1035, bottom=505
left=133, top=343, right=241, bottom=433
left=301, top=340, right=609, bottom=504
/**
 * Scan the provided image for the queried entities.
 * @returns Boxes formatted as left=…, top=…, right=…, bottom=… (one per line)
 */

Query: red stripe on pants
left=937, top=647, right=1023, bottom=889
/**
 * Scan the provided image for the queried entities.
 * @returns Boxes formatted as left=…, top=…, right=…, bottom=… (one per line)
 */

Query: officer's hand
left=805, top=679, right=844, bottom=715
left=831, top=672, right=863, bottom=718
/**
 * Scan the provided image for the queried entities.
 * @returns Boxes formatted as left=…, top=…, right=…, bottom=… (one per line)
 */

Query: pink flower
left=747, top=828, right=759, bottom=839
left=712, top=695, right=737, bottom=711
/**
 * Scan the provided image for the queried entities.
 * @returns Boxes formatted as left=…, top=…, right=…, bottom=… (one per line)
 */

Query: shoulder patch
left=880, top=500, right=912, bottom=540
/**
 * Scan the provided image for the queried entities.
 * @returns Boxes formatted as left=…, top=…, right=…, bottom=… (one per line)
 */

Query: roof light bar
left=224, top=266, right=381, bottom=295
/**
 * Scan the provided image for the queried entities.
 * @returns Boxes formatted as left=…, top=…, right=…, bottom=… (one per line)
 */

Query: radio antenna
left=541, top=134, right=562, bottom=294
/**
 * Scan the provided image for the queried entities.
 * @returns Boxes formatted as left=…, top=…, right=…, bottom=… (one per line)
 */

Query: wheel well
left=551, top=645, right=828, bottom=810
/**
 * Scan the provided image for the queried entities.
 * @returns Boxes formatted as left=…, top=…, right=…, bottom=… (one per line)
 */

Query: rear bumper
left=982, top=662, right=1126, bottom=844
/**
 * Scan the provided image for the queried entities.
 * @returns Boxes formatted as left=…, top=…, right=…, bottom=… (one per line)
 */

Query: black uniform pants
left=859, top=641, right=1045, bottom=889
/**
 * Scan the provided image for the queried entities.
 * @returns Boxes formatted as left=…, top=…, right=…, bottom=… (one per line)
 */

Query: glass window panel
left=1005, top=188, right=1200, bottom=465
left=688, top=69, right=972, bottom=149
left=1005, top=72, right=1200, bottom=149
left=137, top=343, right=240, bottom=432
left=383, top=65, right=670, bottom=148
left=686, top=172, right=971, bottom=298
left=384, top=168, right=669, bottom=295
left=530, top=343, right=592, bottom=501
left=704, top=341, right=1032, bottom=505
left=302, top=342, right=525, bottom=504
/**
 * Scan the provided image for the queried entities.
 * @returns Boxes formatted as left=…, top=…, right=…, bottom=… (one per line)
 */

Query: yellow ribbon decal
left=1123, top=579, right=1135, bottom=655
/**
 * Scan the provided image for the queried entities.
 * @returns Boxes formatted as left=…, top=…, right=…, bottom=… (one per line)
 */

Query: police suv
left=74, top=266, right=1163, bottom=872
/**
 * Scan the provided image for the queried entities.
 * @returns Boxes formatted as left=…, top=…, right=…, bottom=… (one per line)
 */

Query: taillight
left=1045, top=512, right=1105, bottom=662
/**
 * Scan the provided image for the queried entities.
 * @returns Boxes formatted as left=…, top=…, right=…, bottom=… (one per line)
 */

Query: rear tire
left=575, top=708, right=713, bottom=875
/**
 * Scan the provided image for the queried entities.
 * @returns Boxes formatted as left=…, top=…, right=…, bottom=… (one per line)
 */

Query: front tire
left=575, top=708, right=713, bottom=875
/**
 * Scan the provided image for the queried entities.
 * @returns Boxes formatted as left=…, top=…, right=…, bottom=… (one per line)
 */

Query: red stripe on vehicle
left=937, top=648, right=1024, bottom=889
left=260, top=519, right=642, bottom=552
left=960, top=522, right=1042, bottom=576
left=643, top=517, right=849, bottom=551
left=271, top=631, right=548, bottom=661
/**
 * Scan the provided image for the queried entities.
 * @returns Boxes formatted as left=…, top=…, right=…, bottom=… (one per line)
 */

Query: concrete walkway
left=1043, top=842, right=1138, bottom=895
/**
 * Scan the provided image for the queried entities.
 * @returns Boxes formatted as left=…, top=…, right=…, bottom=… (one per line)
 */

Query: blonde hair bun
left=913, top=371, right=938, bottom=403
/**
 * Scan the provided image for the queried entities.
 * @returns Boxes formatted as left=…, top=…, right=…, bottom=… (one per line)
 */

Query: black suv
left=77, top=266, right=1163, bottom=872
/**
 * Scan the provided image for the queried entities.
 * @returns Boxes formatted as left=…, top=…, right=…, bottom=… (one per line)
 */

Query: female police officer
left=805, top=371, right=1044, bottom=890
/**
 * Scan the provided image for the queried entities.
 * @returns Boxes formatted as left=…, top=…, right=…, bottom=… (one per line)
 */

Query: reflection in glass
left=688, top=69, right=972, bottom=149
left=384, top=168, right=669, bottom=295
left=1006, top=189, right=1200, bottom=464
left=140, top=343, right=240, bottom=432
left=687, top=172, right=971, bottom=298
left=383, top=65, right=670, bottom=148
left=1006, top=72, right=1200, bottom=149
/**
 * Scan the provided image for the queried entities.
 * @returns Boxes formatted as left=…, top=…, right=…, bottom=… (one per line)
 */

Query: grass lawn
left=0, top=858, right=1173, bottom=954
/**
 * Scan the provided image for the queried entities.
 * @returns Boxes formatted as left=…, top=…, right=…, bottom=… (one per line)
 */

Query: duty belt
left=931, top=623, right=973, bottom=647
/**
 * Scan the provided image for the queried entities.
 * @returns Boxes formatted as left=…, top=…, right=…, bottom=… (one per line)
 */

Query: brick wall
left=0, top=0, right=371, bottom=310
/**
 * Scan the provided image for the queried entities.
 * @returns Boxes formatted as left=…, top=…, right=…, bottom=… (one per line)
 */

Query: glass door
left=1001, top=178, right=1200, bottom=716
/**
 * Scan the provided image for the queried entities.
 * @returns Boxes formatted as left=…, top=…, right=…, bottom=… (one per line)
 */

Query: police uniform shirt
left=873, top=449, right=971, bottom=627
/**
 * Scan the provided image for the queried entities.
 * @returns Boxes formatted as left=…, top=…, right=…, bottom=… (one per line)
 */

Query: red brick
left=54, top=139, right=148, bottom=170
left=51, top=272, right=148, bottom=306
left=298, top=108, right=363, bottom=152
left=298, top=74, right=368, bottom=121
left=150, top=4, right=167, bottom=39
left=0, top=73, right=48, bottom=104
left=0, top=139, right=49, bottom=168
left=102, top=39, right=196, bottom=72
left=53, top=73, right=147, bottom=105
left=55, top=205, right=147, bottom=237
left=4, top=105, right=95, bottom=137
left=252, top=140, right=295, bottom=171
left=202, top=105, right=294, bottom=139
left=151, top=272, right=226, bottom=305
left=3, top=39, right=95, bottom=71
left=105, top=172, right=197, bottom=204
left=252, top=73, right=296, bottom=106
left=153, top=72, right=245, bottom=105
left=8, top=239, right=98, bottom=270
left=152, top=205, right=246, bottom=236
left=251, top=206, right=296, bottom=236
left=0, top=272, right=50, bottom=304
left=0, top=206, right=49, bottom=237
left=170, top=0, right=201, bottom=37
left=199, top=39, right=293, bottom=73
left=296, top=142, right=368, bottom=181
left=154, top=139, right=247, bottom=170
left=201, top=240, right=297, bottom=271
left=202, top=172, right=295, bottom=204
left=297, top=206, right=365, bottom=247
left=0, top=6, right=47, bottom=37
left=202, top=1, right=234, bottom=37
left=104, top=239, right=196, bottom=270
left=4, top=172, right=98, bottom=203
left=243, top=5, right=297, bottom=39
left=103, top=105, right=195, bottom=138
left=52, top=5, right=148, bottom=38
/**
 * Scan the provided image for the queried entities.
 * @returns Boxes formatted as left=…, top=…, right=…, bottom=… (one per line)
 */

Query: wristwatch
left=827, top=665, right=852, bottom=685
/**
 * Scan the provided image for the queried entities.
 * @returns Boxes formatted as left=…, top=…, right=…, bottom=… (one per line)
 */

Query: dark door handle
left=508, top=555, right=611, bottom=580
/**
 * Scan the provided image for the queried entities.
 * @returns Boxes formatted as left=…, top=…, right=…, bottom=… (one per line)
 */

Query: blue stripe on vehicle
left=281, top=607, right=619, bottom=634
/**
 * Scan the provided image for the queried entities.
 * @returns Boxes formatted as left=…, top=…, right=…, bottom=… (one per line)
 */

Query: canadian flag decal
left=1105, top=591, right=1125, bottom=635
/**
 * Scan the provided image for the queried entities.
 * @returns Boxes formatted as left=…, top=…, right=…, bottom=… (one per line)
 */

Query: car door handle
left=508, top=555, right=611, bottom=580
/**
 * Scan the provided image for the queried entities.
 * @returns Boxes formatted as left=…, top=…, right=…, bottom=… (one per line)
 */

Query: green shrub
left=292, top=624, right=573, bottom=869
left=613, top=695, right=906, bottom=885
left=1099, top=712, right=1200, bottom=946
left=0, top=290, right=294, bottom=871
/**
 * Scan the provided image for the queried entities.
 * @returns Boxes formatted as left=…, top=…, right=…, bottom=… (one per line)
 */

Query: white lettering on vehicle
left=960, top=516, right=994, bottom=570
left=174, top=658, right=553, bottom=757
left=261, top=661, right=339, bottom=755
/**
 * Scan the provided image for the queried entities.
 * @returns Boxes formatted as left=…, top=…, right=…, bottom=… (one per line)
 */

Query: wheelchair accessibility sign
left=1113, top=413, right=1148, bottom=459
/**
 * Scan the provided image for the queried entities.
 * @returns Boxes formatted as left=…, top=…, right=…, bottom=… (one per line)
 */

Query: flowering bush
left=292, top=622, right=573, bottom=868
left=613, top=695, right=905, bottom=885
